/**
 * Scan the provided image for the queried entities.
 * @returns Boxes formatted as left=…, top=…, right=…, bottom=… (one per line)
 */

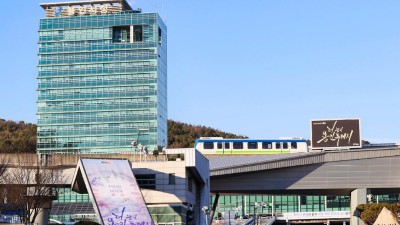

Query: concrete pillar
left=30, top=208, right=50, bottom=225
left=350, top=188, right=368, bottom=225
left=28, top=196, right=54, bottom=225
left=198, top=179, right=210, bottom=225
left=130, top=25, right=134, bottom=43
left=298, top=196, right=301, bottom=212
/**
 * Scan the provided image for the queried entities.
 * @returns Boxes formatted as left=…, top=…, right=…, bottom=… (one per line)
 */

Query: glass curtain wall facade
left=37, top=6, right=167, bottom=154
left=212, top=194, right=400, bottom=219
left=212, top=195, right=350, bottom=218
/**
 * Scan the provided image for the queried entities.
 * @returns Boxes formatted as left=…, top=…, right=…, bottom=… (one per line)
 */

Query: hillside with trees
left=0, top=119, right=36, bottom=153
left=0, top=118, right=247, bottom=152
left=168, top=120, right=247, bottom=148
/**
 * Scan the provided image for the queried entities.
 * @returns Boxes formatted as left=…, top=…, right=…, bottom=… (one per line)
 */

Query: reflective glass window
left=203, top=142, right=214, bottom=149
left=233, top=142, right=243, bottom=149
left=248, top=142, right=258, bottom=149
left=262, top=142, right=272, bottom=149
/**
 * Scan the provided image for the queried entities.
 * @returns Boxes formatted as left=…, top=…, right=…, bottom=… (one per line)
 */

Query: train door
left=275, top=142, right=282, bottom=153
left=223, top=142, right=231, bottom=154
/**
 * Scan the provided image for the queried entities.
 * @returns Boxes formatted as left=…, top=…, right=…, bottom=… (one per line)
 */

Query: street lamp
left=132, top=128, right=149, bottom=162
left=253, top=202, right=259, bottom=224
left=131, top=140, right=137, bottom=161
left=202, top=206, right=210, bottom=225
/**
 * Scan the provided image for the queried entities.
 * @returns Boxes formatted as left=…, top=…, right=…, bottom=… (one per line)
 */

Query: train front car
left=194, top=137, right=308, bottom=155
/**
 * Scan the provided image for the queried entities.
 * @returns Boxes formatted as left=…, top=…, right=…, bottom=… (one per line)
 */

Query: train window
left=262, top=142, right=272, bottom=149
left=248, top=142, right=258, bottom=149
left=233, top=142, right=243, bottom=149
left=224, top=142, right=230, bottom=149
left=291, top=142, right=297, bottom=149
left=203, top=142, right=214, bottom=149
left=282, top=142, right=288, bottom=149
left=275, top=142, right=281, bottom=149
left=217, top=142, right=223, bottom=149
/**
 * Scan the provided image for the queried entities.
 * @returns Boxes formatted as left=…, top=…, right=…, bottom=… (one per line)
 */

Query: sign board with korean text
left=311, top=119, right=361, bottom=150
left=72, top=158, right=154, bottom=225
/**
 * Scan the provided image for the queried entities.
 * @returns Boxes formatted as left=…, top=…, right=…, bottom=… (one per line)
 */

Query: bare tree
left=0, top=157, right=8, bottom=178
left=0, top=155, right=10, bottom=214
left=2, top=154, right=65, bottom=224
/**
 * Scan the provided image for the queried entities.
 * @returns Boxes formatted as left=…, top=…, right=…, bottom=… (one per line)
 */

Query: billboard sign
left=77, top=158, right=154, bottom=225
left=311, top=119, right=361, bottom=149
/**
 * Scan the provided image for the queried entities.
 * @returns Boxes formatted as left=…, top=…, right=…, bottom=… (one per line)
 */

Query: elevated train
left=194, top=137, right=308, bottom=154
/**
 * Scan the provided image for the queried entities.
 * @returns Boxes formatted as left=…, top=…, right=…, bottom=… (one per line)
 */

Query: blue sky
left=0, top=0, right=399, bottom=143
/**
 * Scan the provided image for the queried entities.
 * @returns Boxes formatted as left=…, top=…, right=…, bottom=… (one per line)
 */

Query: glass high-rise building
left=37, top=0, right=167, bottom=154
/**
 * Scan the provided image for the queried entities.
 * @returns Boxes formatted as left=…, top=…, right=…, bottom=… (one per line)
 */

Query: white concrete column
left=298, top=196, right=301, bottom=212
left=30, top=208, right=50, bottom=225
left=350, top=188, right=368, bottom=225
left=325, top=196, right=328, bottom=211
left=130, top=25, right=134, bottom=43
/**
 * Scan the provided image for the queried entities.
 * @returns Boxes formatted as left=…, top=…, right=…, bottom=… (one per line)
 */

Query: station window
left=233, top=142, right=243, bottom=149
left=169, top=173, right=175, bottom=185
left=300, top=196, right=307, bottom=205
left=136, top=174, right=156, bottom=190
left=203, top=142, right=214, bottom=149
left=291, top=142, right=297, bottom=149
left=262, top=142, right=272, bottom=149
left=224, top=142, right=230, bottom=149
left=217, top=142, right=223, bottom=149
left=248, top=142, right=258, bottom=149
left=275, top=142, right=281, bottom=149
left=188, top=176, right=193, bottom=192
left=282, top=142, right=288, bottom=149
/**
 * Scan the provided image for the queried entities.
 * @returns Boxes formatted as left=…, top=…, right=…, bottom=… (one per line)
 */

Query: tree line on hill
left=0, top=119, right=36, bottom=153
left=0, top=118, right=247, bottom=152
left=167, top=120, right=247, bottom=148
left=0, top=118, right=374, bottom=152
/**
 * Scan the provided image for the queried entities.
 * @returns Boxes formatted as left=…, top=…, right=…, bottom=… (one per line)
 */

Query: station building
left=0, top=150, right=209, bottom=225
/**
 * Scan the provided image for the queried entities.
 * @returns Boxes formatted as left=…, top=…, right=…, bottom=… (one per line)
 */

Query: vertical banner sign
left=311, top=119, right=361, bottom=149
left=80, top=158, right=154, bottom=225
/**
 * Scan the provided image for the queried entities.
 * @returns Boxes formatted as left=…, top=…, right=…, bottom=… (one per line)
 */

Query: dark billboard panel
left=311, top=119, right=361, bottom=149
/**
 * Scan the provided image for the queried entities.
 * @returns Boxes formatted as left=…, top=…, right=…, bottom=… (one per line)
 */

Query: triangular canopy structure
left=373, top=207, right=399, bottom=225
left=72, top=158, right=154, bottom=225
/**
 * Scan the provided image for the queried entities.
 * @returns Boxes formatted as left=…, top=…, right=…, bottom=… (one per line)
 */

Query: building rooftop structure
left=40, top=0, right=139, bottom=18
